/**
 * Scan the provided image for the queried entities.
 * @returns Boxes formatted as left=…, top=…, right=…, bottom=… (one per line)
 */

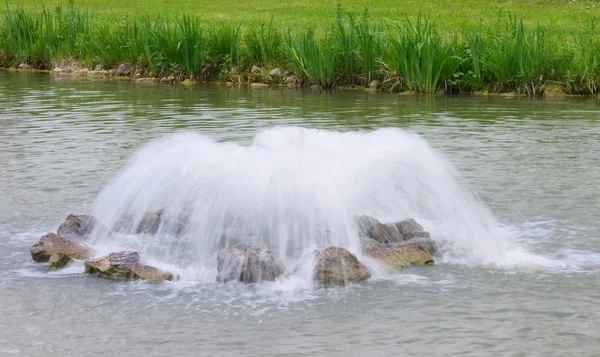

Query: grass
left=3, top=0, right=599, bottom=35
left=1, top=0, right=599, bottom=95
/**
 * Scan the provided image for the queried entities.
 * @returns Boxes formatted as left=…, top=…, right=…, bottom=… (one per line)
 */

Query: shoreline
left=1, top=3, right=599, bottom=98
left=2, top=66, right=594, bottom=99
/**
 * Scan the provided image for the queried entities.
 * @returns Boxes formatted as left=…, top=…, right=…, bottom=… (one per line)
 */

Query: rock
left=251, top=65, right=262, bottom=74
left=18, top=62, right=32, bottom=69
left=76, top=68, right=89, bottom=74
left=216, top=244, right=283, bottom=283
left=313, top=246, right=371, bottom=287
left=395, top=218, right=431, bottom=240
left=137, top=211, right=162, bottom=234
left=391, top=242, right=434, bottom=265
left=94, top=64, right=103, bottom=71
left=250, top=82, right=269, bottom=88
left=115, top=63, right=131, bottom=76
left=57, top=214, right=100, bottom=240
left=394, top=238, right=438, bottom=255
left=269, top=68, right=282, bottom=77
left=357, top=216, right=430, bottom=244
left=369, top=80, right=381, bottom=89
left=362, top=240, right=434, bottom=270
left=84, top=251, right=175, bottom=281
left=361, top=240, right=407, bottom=271
left=88, top=69, right=108, bottom=76
left=48, top=254, right=73, bottom=271
left=113, top=210, right=163, bottom=234
left=30, top=233, right=94, bottom=263
left=284, top=75, right=296, bottom=83
left=181, top=79, right=196, bottom=86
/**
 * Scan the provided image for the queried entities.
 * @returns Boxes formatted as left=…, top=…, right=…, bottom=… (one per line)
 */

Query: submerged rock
left=48, top=254, right=73, bottom=271
left=84, top=251, right=175, bottom=282
left=357, top=215, right=430, bottom=244
left=30, top=233, right=94, bottom=263
left=313, top=246, right=371, bottom=287
left=216, top=244, right=283, bottom=283
left=57, top=214, right=100, bottom=240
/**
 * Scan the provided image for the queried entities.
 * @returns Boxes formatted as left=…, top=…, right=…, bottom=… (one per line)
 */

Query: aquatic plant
left=382, top=14, right=459, bottom=93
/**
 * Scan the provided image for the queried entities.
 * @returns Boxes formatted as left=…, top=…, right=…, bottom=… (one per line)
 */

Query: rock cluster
left=29, top=214, right=175, bottom=282
left=29, top=213, right=438, bottom=287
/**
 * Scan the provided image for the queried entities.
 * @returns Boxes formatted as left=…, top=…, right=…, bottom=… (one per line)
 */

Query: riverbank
left=1, top=1, right=599, bottom=96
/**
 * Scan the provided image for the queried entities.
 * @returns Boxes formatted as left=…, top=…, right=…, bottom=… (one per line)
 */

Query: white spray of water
left=88, top=126, right=550, bottom=284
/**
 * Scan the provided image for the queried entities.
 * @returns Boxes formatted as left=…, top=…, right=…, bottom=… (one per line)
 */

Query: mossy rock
left=314, top=246, right=371, bottom=287
left=84, top=251, right=175, bottom=282
left=48, top=254, right=73, bottom=271
left=362, top=240, right=435, bottom=270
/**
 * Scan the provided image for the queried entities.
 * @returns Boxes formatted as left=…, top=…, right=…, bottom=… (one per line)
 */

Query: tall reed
left=383, top=14, right=459, bottom=93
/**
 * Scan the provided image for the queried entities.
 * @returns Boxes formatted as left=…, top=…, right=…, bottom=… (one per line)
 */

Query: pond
left=0, top=71, right=599, bottom=357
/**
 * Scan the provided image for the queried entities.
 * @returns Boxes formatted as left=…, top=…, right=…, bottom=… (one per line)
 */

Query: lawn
left=3, top=0, right=598, bottom=34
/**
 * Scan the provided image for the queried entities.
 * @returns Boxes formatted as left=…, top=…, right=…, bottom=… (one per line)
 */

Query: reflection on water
left=0, top=71, right=599, bottom=357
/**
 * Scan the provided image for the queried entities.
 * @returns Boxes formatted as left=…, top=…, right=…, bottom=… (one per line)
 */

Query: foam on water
left=83, top=126, right=561, bottom=285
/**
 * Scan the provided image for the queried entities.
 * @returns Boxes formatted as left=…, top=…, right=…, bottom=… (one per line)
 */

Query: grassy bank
left=1, top=1, right=599, bottom=95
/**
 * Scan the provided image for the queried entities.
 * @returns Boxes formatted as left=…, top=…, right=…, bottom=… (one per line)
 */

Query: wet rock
left=216, top=244, right=283, bottom=283
left=269, top=68, right=282, bottom=77
left=362, top=240, right=434, bottom=270
left=391, top=242, right=434, bottom=265
left=284, top=75, right=296, bottom=83
left=30, top=233, right=94, bottom=263
left=48, top=254, right=73, bottom=271
left=57, top=214, right=100, bottom=240
left=250, top=82, right=269, bottom=88
left=251, top=65, right=262, bottom=74
left=18, top=62, right=32, bottom=69
left=394, top=238, right=438, bottom=255
left=314, top=246, right=371, bottom=287
left=137, top=211, right=163, bottom=234
left=362, top=240, right=407, bottom=271
left=84, top=251, right=175, bottom=281
left=115, top=63, right=131, bottom=76
left=357, top=215, right=430, bottom=244
left=113, top=210, right=164, bottom=235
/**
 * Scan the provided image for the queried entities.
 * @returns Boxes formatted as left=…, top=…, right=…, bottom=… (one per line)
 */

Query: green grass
left=1, top=0, right=599, bottom=95
left=3, top=0, right=598, bottom=35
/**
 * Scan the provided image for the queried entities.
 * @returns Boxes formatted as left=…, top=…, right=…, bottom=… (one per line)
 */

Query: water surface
left=0, top=72, right=599, bottom=357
